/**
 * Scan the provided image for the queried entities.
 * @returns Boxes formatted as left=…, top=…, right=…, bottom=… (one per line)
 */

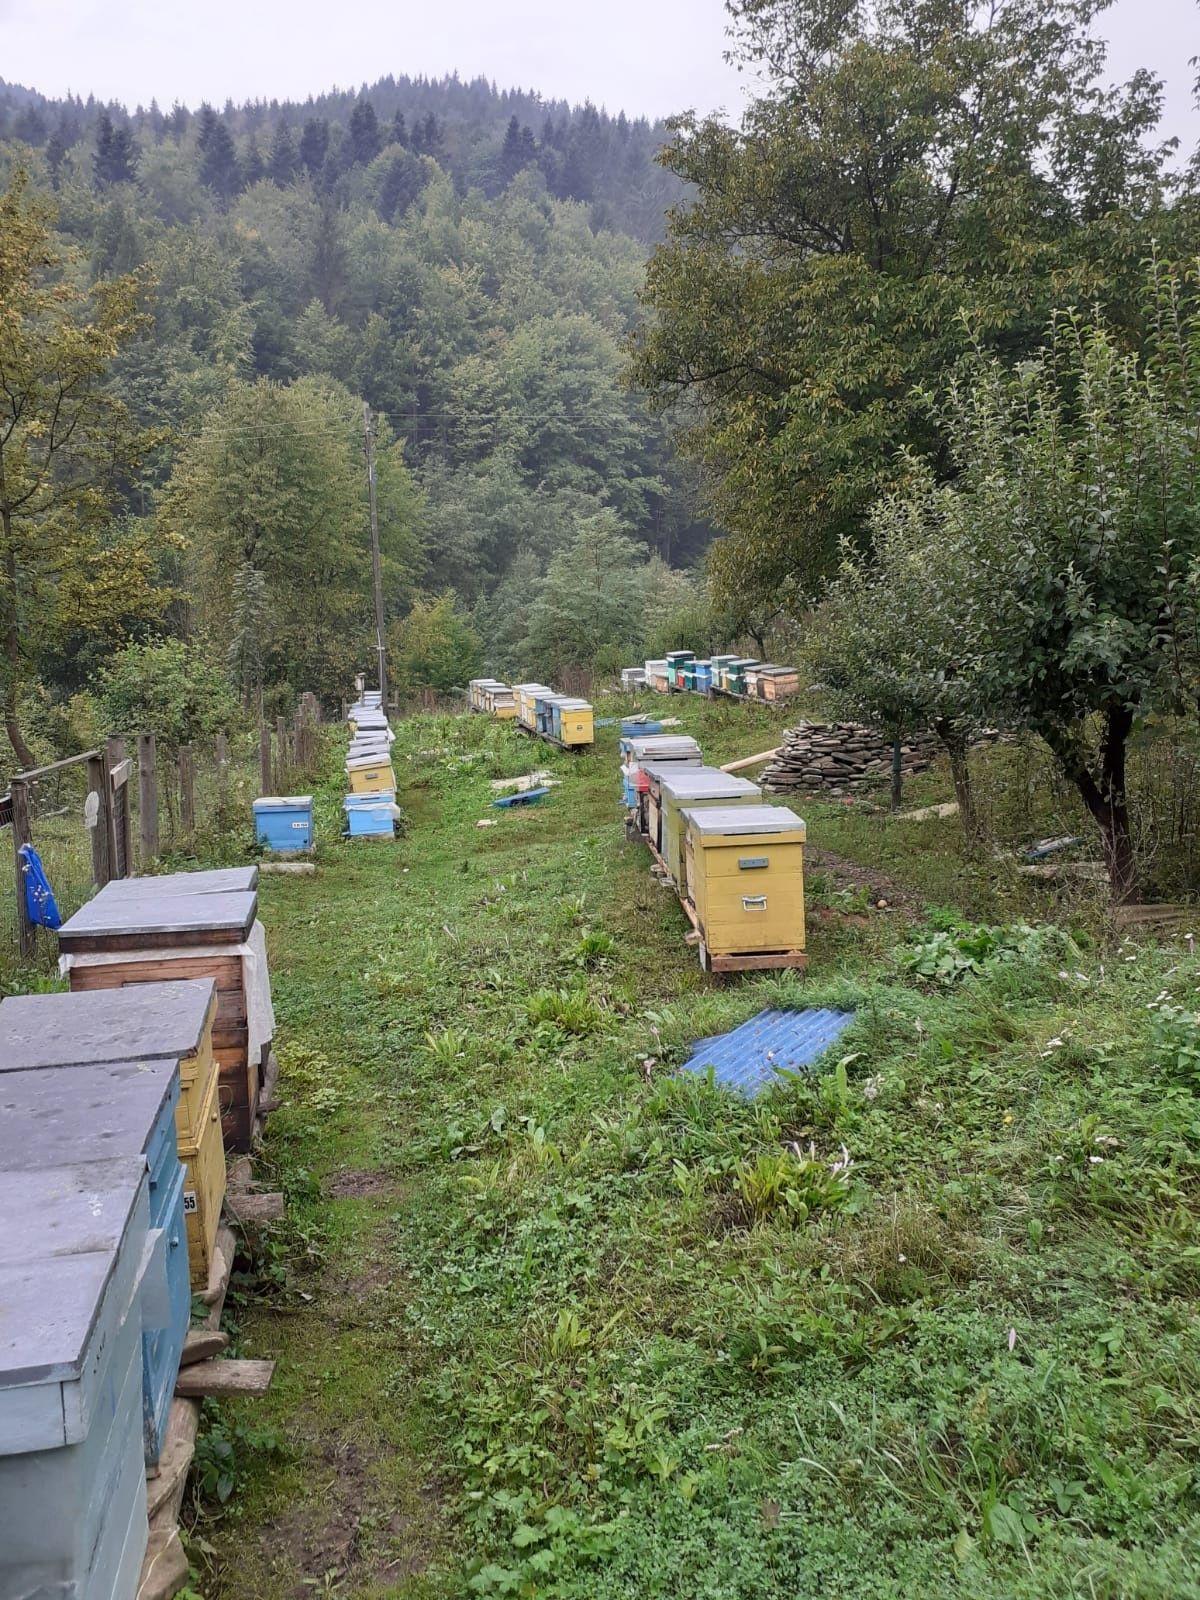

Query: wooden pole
left=107, top=736, right=131, bottom=878
left=215, top=730, right=228, bottom=766
left=86, top=751, right=112, bottom=889
left=259, top=722, right=272, bottom=795
left=363, top=401, right=387, bottom=704
left=10, top=779, right=33, bottom=958
left=274, top=715, right=287, bottom=787
left=138, top=733, right=159, bottom=866
left=179, top=744, right=195, bottom=836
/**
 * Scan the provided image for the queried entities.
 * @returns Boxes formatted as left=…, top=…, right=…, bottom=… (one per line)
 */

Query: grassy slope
left=203, top=703, right=1200, bottom=1600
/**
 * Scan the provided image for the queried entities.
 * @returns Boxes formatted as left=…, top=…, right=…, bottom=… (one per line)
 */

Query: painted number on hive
left=182, top=1191, right=198, bottom=1213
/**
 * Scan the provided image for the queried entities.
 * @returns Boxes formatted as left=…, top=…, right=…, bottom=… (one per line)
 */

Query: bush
left=97, top=637, right=236, bottom=754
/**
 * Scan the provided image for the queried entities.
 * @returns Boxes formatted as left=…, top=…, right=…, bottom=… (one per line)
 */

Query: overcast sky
left=1, top=0, right=1196, bottom=150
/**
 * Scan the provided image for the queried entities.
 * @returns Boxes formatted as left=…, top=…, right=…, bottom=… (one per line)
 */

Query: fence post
left=179, top=744, right=195, bottom=836
left=216, top=730, right=228, bottom=766
left=138, top=733, right=159, bottom=866
left=259, top=722, right=272, bottom=795
left=107, top=736, right=131, bottom=879
left=86, top=751, right=112, bottom=889
left=10, top=778, right=33, bottom=958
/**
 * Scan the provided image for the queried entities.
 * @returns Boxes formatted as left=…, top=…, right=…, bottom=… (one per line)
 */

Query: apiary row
left=469, top=679, right=595, bottom=749
left=621, top=733, right=808, bottom=974
left=0, top=864, right=277, bottom=1599
left=344, top=690, right=399, bottom=838
left=625, top=653, right=799, bottom=702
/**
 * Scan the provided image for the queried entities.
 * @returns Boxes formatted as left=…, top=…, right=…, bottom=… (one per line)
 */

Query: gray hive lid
left=0, top=1058, right=178, bottom=1170
left=0, top=980, right=215, bottom=1072
left=683, top=804, right=807, bottom=836
left=0, top=1157, right=145, bottom=1389
left=628, top=736, right=703, bottom=759
left=58, top=889, right=257, bottom=948
left=556, top=699, right=592, bottom=710
left=659, top=770, right=761, bottom=799
left=97, top=866, right=258, bottom=897
left=640, top=757, right=703, bottom=780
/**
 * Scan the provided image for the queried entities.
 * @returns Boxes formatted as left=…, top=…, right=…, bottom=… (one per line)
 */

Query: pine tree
left=390, top=109, right=407, bottom=147
left=267, top=123, right=298, bottom=185
left=299, top=117, right=329, bottom=176
left=348, top=98, right=381, bottom=164
left=242, top=135, right=264, bottom=186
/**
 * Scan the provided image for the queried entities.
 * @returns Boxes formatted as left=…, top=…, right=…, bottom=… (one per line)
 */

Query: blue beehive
left=0, top=1059, right=190, bottom=1465
left=0, top=1158, right=154, bottom=1600
left=344, top=793, right=395, bottom=838
left=253, top=794, right=314, bottom=851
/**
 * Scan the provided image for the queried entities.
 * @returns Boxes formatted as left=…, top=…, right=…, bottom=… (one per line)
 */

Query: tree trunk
left=934, top=718, right=981, bottom=843
left=0, top=499, right=34, bottom=771
left=1045, top=709, right=1137, bottom=903
left=890, top=737, right=903, bottom=812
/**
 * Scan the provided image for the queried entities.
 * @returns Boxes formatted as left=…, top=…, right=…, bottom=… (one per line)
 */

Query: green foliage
left=391, top=593, right=483, bottom=696
left=900, top=922, right=1074, bottom=987
left=633, top=0, right=1179, bottom=609
left=97, top=637, right=236, bottom=753
left=192, top=1408, right=287, bottom=1508
left=524, top=510, right=649, bottom=677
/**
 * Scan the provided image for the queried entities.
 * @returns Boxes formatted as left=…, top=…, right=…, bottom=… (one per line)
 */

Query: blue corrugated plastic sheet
left=681, top=1008, right=856, bottom=1098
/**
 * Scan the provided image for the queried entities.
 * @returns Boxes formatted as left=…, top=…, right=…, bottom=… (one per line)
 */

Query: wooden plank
left=109, top=758, right=133, bottom=789
left=224, top=1191, right=285, bottom=1224
left=87, top=751, right=111, bottom=889
left=709, top=949, right=809, bottom=972
left=720, top=748, right=781, bottom=774
left=138, top=732, right=159, bottom=866
left=179, top=1330, right=228, bottom=1367
left=174, top=1358, right=275, bottom=1399
left=10, top=748, right=103, bottom=781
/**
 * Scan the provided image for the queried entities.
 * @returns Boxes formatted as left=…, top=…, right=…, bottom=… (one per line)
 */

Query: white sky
left=0, top=0, right=1196, bottom=150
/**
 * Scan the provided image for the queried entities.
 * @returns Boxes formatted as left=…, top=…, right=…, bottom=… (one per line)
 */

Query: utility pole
left=363, top=401, right=387, bottom=704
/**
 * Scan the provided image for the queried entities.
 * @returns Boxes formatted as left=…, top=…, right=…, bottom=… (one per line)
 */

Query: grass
left=191, top=702, right=1200, bottom=1599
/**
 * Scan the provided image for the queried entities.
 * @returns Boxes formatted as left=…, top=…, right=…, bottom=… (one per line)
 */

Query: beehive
left=724, top=658, right=760, bottom=697
left=489, top=688, right=517, bottom=719
left=344, top=793, right=395, bottom=838
left=347, top=755, right=397, bottom=794
left=101, top=867, right=258, bottom=897
left=657, top=769, right=763, bottom=887
left=58, top=888, right=270, bottom=1153
left=253, top=794, right=315, bottom=849
left=513, top=683, right=553, bottom=731
left=0, top=1158, right=152, bottom=1600
left=556, top=699, right=594, bottom=747
left=682, top=804, right=807, bottom=961
left=643, top=660, right=669, bottom=693
left=0, top=1056, right=192, bottom=1459
left=758, top=665, right=800, bottom=701
left=665, top=650, right=694, bottom=690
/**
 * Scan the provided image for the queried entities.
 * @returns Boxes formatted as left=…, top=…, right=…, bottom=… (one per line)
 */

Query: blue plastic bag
left=20, top=844, right=61, bottom=929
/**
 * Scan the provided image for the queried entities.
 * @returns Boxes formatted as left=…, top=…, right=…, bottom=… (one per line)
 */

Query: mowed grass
left=198, top=704, right=1200, bottom=1600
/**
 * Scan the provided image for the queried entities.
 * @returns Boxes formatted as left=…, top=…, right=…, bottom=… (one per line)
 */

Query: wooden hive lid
left=97, top=866, right=258, bottom=897
left=0, top=1157, right=145, bottom=1388
left=57, top=889, right=257, bottom=952
left=0, top=979, right=216, bottom=1071
left=659, top=770, right=761, bottom=799
left=0, top=1058, right=179, bottom=1170
left=683, top=804, right=807, bottom=838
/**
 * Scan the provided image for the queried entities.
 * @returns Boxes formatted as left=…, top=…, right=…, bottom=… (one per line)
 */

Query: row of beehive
left=0, top=864, right=275, bottom=1599
left=625, top=653, right=799, bottom=701
left=469, top=678, right=595, bottom=748
left=621, top=733, right=808, bottom=973
left=344, top=689, right=398, bottom=838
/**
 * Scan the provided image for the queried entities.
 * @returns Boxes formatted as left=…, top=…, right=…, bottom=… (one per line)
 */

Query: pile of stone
left=761, top=722, right=939, bottom=795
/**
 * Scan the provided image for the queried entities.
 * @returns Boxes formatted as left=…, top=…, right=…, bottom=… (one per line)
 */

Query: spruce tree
left=348, top=99, right=381, bottom=164
left=267, top=123, right=298, bottom=185
left=93, top=110, right=138, bottom=186
left=299, top=117, right=329, bottom=176
left=390, top=109, right=407, bottom=147
left=199, top=118, right=240, bottom=199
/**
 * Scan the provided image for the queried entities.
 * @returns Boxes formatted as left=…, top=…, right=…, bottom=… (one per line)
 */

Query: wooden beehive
left=0, top=1056, right=192, bottom=1461
left=657, top=769, right=762, bottom=887
left=58, top=889, right=267, bottom=1153
left=0, top=1158, right=152, bottom=1600
left=347, top=756, right=397, bottom=794
left=556, top=700, right=594, bottom=747
left=682, top=804, right=807, bottom=965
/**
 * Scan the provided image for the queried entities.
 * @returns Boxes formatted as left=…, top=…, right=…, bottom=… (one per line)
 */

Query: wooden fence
left=3, top=696, right=325, bottom=962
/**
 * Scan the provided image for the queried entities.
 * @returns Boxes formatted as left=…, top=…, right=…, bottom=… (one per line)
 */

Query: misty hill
left=0, top=71, right=684, bottom=244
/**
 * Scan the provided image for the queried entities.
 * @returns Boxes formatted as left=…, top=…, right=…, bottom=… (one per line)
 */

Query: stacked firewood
left=760, top=722, right=938, bottom=794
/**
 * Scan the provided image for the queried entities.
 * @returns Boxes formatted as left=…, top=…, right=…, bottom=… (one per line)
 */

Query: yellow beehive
left=557, top=700, right=594, bottom=747
left=179, top=1062, right=227, bottom=1288
left=514, top=683, right=553, bottom=731
left=683, top=805, right=806, bottom=961
left=348, top=760, right=397, bottom=794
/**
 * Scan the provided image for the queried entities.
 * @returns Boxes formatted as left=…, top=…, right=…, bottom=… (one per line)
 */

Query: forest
left=0, top=65, right=707, bottom=766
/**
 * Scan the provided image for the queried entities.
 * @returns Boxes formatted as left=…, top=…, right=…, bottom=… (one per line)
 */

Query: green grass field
left=195, top=703, right=1200, bottom=1599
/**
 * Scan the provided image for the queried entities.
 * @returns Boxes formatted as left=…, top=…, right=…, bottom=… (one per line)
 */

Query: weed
left=526, top=987, right=603, bottom=1035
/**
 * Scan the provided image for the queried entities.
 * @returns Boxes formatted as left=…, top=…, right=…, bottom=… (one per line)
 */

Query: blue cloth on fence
left=20, top=843, right=62, bottom=929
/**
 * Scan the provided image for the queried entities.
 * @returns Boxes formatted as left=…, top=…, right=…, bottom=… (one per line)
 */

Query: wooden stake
left=10, top=780, right=32, bottom=958
left=138, top=733, right=159, bottom=866
left=178, top=744, right=194, bottom=836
